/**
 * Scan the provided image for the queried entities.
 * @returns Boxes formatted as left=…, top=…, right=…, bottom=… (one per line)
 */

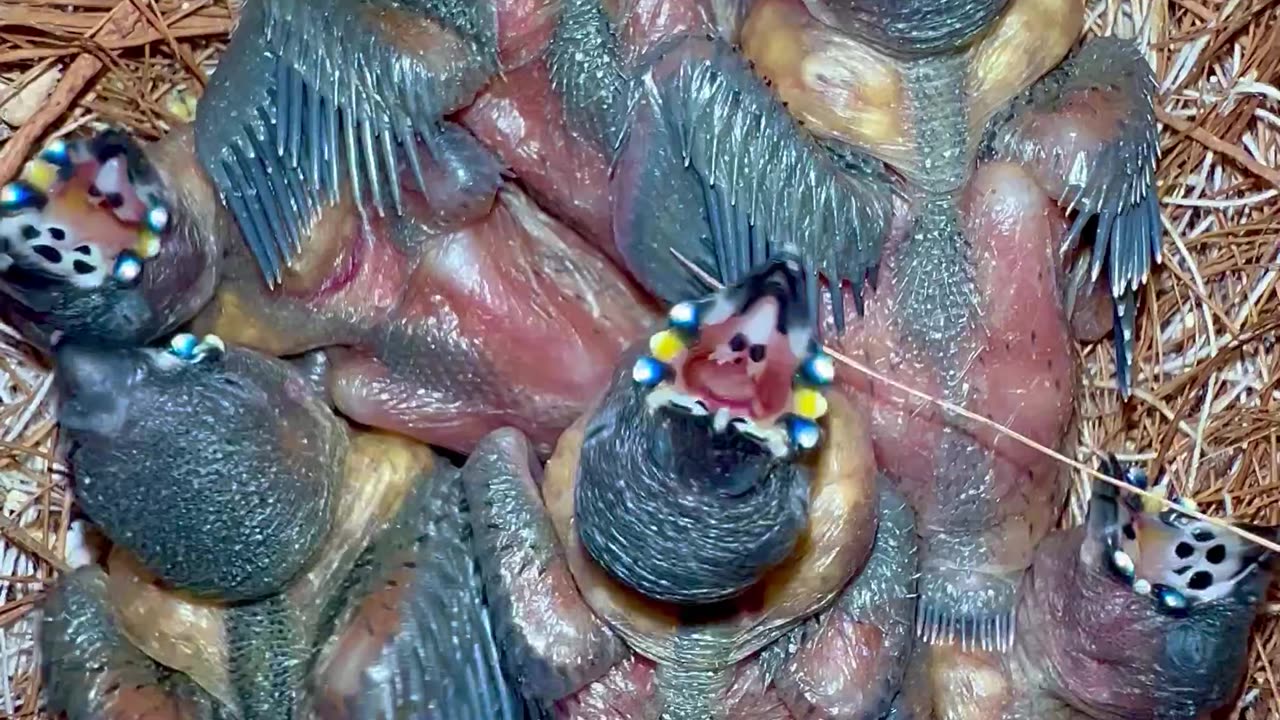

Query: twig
left=0, top=0, right=146, bottom=185
left=1256, top=634, right=1280, bottom=720
left=1158, top=107, right=1280, bottom=190
left=129, top=0, right=207, bottom=87
left=0, top=515, right=69, bottom=576
left=0, top=19, right=231, bottom=63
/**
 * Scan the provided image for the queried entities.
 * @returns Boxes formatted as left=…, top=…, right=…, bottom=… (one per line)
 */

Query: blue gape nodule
left=16, top=0, right=1265, bottom=718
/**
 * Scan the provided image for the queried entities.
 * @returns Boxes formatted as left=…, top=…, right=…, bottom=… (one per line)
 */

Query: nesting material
left=0, top=0, right=1276, bottom=716
left=0, top=3, right=232, bottom=716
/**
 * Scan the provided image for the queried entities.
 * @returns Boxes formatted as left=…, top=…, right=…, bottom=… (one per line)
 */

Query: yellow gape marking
left=21, top=159, right=59, bottom=193
left=648, top=330, right=687, bottom=363
left=793, top=388, right=828, bottom=420
left=136, top=229, right=162, bottom=259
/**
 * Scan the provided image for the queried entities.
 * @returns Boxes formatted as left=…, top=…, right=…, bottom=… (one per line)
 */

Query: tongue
left=687, top=357, right=757, bottom=405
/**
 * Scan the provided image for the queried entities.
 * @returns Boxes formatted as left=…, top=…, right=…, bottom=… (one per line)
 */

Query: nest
left=0, top=0, right=1276, bottom=716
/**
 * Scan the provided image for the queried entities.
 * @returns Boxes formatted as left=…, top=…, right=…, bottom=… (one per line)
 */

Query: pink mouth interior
left=673, top=299, right=799, bottom=423
left=43, top=160, right=145, bottom=259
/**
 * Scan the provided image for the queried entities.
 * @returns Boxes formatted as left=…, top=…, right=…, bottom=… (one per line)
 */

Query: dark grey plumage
left=575, top=351, right=810, bottom=605
left=615, top=37, right=892, bottom=326
left=194, top=0, right=499, bottom=284
left=53, top=341, right=534, bottom=718
left=814, top=0, right=1013, bottom=54
left=546, top=0, right=628, bottom=148
left=56, top=344, right=347, bottom=602
left=226, top=595, right=309, bottom=720
left=462, top=429, right=628, bottom=702
left=41, top=567, right=230, bottom=720
left=315, top=465, right=531, bottom=720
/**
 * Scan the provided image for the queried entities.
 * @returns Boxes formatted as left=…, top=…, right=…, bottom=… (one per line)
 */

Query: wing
left=615, top=37, right=892, bottom=329
left=310, top=466, right=534, bottom=719
left=41, top=566, right=230, bottom=720
left=987, top=37, right=1160, bottom=394
left=194, top=0, right=499, bottom=285
left=461, top=429, right=628, bottom=701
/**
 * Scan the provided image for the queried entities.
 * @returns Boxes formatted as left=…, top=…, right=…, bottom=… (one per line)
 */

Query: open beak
left=631, top=254, right=834, bottom=457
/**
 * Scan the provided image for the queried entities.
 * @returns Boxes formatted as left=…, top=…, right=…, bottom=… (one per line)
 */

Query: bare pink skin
left=992, top=64, right=1158, bottom=350
left=721, top=661, right=794, bottom=720
left=196, top=181, right=658, bottom=456
left=537, top=556, right=898, bottom=718
left=829, top=160, right=1074, bottom=582
left=1068, top=275, right=1114, bottom=344
left=459, top=0, right=718, bottom=265
left=493, top=0, right=559, bottom=68
left=540, top=593, right=900, bottom=718
left=775, top=608, right=893, bottom=716
left=616, top=0, right=717, bottom=65
left=20, top=0, right=1193, bottom=716
left=554, top=656, right=662, bottom=719
left=334, top=189, right=658, bottom=455
left=460, top=63, right=617, bottom=261
left=547, top=592, right=906, bottom=720
left=201, top=10, right=1089, bottom=717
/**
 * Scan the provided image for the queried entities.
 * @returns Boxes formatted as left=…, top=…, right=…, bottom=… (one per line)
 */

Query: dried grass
left=0, top=3, right=232, bottom=716
left=1077, top=3, right=1280, bottom=717
left=0, top=0, right=1276, bottom=717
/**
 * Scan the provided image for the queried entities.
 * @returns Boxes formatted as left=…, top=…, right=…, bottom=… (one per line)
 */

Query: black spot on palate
left=1206, top=544, right=1226, bottom=565
left=32, top=244, right=62, bottom=264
